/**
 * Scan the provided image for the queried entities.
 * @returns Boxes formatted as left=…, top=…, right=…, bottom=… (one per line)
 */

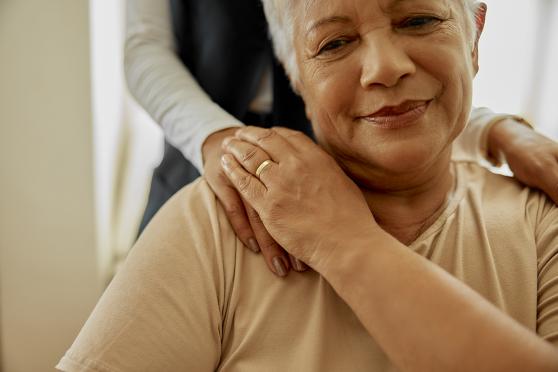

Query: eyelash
left=397, top=16, right=442, bottom=30
left=317, top=38, right=353, bottom=55
left=315, top=16, right=442, bottom=56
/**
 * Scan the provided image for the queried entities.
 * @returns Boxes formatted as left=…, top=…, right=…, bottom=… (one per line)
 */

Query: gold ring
left=255, top=160, right=273, bottom=179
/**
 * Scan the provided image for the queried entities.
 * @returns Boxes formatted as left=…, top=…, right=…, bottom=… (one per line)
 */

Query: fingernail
left=293, top=258, right=306, bottom=272
left=247, top=238, right=260, bottom=253
left=272, top=256, right=288, bottom=277
left=221, top=154, right=232, bottom=168
left=221, top=136, right=233, bottom=148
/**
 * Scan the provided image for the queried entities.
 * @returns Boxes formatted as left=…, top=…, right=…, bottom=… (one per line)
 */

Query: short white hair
left=261, top=0, right=480, bottom=87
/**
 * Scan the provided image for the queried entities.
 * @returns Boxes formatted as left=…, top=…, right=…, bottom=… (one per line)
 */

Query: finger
left=209, top=173, right=261, bottom=254
left=221, top=154, right=267, bottom=210
left=242, top=199, right=291, bottom=277
left=234, top=126, right=296, bottom=161
left=222, top=136, right=273, bottom=175
left=288, top=254, right=308, bottom=273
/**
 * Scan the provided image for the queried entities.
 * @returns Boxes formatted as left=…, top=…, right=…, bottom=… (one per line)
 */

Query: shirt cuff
left=165, top=117, right=244, bottom=175
left=480, top=114, right=534, bottom=167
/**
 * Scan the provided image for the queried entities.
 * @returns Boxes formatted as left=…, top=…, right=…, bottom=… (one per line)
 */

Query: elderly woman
left=58, top=0, right=558, bottom=371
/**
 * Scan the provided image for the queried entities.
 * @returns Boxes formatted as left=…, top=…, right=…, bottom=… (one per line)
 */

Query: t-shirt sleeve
left=56, top=180, right=238, bottom=371
left=534, top=195, right=558, bottom=346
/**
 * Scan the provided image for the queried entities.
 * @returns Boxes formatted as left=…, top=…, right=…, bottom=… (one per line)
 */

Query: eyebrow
left=305, top=15, right=352, bottom=36
left=304, top=0, right=418, bottom=36
left=388, top=0, right=413, bottom=8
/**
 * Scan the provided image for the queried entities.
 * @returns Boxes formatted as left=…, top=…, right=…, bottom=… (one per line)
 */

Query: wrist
left=315, top=225, right=393, bottom=284
left=487, top=117, right=532, bottom=162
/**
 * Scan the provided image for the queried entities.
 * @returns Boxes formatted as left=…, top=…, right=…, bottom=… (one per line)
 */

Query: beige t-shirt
left=57, top=161, right=558, bottom=372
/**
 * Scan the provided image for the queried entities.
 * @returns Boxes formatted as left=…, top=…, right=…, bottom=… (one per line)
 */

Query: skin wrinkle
left=258, top=0, right=484, bottom=244
left=262, top=0, right=477, bottom=87
left=305, top=16, right=353, bottom=39
left=287, top=0, right=476, bottom=243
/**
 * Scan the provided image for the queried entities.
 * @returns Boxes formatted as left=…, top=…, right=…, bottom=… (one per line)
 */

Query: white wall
left=474, top=0, right=558, bottom=139
left=0, top=1, right=101, bottom=371
left=90, top=0, right=163, bottom=284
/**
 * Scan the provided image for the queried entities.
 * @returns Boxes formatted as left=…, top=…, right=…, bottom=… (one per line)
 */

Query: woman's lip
left=359, top=100, right=431, bottom=129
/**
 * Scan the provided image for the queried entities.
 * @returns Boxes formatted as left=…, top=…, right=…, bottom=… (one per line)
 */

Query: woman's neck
left=359, top=158, right=455, bottom=245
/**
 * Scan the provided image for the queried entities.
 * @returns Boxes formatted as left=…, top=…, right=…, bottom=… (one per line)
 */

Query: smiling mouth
left=359, top=100, right=431, bottom=129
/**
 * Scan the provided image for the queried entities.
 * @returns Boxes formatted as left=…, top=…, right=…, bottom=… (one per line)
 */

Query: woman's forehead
left=298, top=0, right=465, bottom=36
left=301, top=0, right=458, bottom=17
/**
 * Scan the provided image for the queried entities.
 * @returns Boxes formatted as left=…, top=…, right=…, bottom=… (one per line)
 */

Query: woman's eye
left=318, top=38, right=351, bottom=55
left=399, top=16, right=441, bottom=29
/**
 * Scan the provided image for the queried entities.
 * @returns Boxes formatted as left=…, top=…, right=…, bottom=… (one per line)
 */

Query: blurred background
left=0, top=0, right=557, bottom=371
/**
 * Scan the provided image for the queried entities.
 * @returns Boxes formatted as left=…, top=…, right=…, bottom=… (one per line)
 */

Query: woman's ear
left=293, top=80, right=313, bottom=121
left=472, top=2, right=487, bottom=74
left=305, top=105, right=313, bottom=121
left=292, top=79, right=302, bottom=96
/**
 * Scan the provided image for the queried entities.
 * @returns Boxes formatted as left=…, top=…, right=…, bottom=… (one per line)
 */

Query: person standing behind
left=125, top=0, right=558, bottom=277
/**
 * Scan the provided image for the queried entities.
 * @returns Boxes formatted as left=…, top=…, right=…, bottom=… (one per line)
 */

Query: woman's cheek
left=321, top=70, right=356, bottom=112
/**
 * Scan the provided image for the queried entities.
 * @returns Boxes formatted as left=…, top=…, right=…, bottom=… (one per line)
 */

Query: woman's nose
left=359, top=36, right=416, bottom=89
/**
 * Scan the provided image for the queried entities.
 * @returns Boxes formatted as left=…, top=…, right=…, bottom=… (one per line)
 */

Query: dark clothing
left=138, top=0, right=311, bottom=233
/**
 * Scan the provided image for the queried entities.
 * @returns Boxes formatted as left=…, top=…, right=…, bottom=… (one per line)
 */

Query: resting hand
left=202, top=127, right=306, bottom=277
left=220, top=126, right=376, bottom=269
left=488, top=119, right=558, bottom=204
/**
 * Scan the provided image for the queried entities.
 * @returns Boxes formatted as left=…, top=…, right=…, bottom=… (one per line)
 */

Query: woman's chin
left=382, top=154, right=435, bottom=175
left=353, top=144, right=447, bottom=182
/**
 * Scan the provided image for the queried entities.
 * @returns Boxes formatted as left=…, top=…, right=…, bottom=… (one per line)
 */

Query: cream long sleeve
left=124, top=0, right=515, bottom=174
left=124, top=0, right=243, bottom=173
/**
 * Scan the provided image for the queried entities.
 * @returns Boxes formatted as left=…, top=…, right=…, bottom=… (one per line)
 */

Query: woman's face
left=295, top=0, right=480, bottom=187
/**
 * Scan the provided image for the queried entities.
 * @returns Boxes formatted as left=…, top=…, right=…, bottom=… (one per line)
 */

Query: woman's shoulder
left=153, top=177, right=227, bottom=231
left=136, top=177, right=241, bottom=276
left=453, top=160, right=557, bottom=235
left=58, top=177, right=239, bottom=371
left=171, top=177, right=217, bottom=209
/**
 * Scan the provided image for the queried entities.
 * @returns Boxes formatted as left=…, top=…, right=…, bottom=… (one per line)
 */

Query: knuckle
left=290, top=161, right=306, bottom=175
left=259, top=241, right=281, bottom=254
left=256, top=128, right=276, bottom=142
left=242, top=147, right=258, bottom=162
left=289, top=130, right=304, bottom=138
left=530, top=157, right=547, bottom=171
left=274, top=126, right=295, bottom=136
left=246, top=207, right=261, bottom=220
left=284, top=133, right=301, bottom=142
left=267, top=199, right=286, bottom=216
left=237, top=174, right=253, bottom=193
left=231, top=224, right=252, bottom=239
left=223, top=203, right=245, bottom=218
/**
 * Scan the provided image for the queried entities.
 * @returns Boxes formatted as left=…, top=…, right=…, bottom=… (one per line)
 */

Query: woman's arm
left=221, top=126, right=558, bottom=372
left=125, top=0, right=294, bottom=270
left=320, top=230, right=558, bottom=372
left=57, top=184, right=226, bottom=371
left=124, top=0, right=243, bottom=173
left=456, top=107, right=558, bottom=204
left=488, top=119, right=558, bottom=203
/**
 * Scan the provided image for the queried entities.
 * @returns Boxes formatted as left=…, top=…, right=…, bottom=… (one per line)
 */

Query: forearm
left=124, top=0, right=242, bottom=172
left=319, top=232, right=558, bottom=372
left=487, top=118, right=534, bottom=161
left=453, top=107, right=509, bottom=164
